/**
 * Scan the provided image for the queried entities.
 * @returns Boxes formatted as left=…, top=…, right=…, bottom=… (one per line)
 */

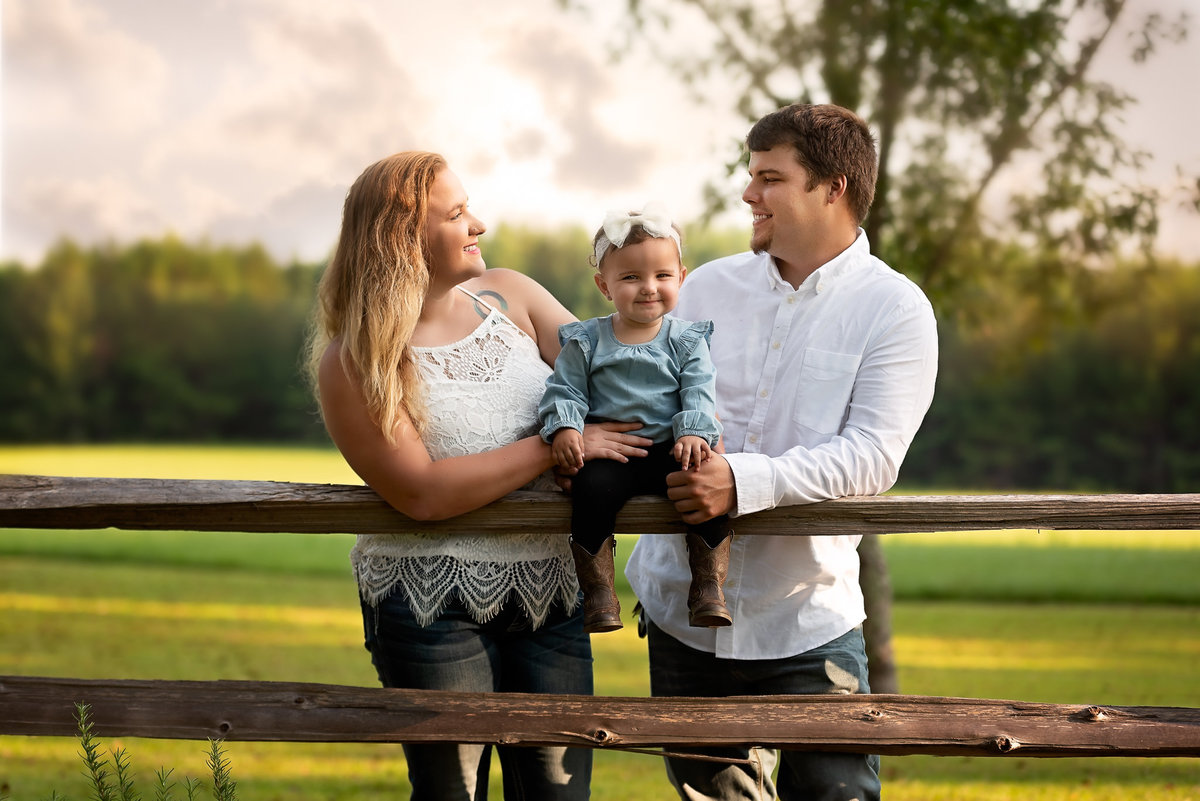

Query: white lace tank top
left=350, top=287, right=578, bottom=628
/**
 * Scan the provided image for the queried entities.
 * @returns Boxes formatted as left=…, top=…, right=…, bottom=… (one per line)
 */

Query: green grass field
left=1, top=446, right=1198, bottom=800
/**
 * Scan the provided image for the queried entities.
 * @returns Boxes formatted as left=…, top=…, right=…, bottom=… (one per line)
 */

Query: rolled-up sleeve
left=730, top=296, right=938, bottom=516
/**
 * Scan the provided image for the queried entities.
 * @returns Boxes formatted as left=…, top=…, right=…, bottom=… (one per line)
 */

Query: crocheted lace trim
left=354, top=551, right=579, bottom=628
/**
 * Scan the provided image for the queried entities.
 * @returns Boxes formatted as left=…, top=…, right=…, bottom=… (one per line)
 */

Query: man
left=625, top=103, right=938, bottom=800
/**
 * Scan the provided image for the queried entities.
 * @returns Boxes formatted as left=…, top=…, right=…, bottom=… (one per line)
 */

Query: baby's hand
left=674, top=435, right=711, bottom=472
left=552, top=429, right=585, bottom=470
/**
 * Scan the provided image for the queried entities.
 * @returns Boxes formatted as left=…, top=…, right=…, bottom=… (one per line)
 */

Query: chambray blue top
left=539, top=314, right=722, bottom=446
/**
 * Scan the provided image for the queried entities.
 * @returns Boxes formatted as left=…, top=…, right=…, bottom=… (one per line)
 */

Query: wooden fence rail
left=2, top=474, right=1199, bottom=758
left=4, top=677, right=1199, bottom=758
left=4, top=474, right=1200, bottom=536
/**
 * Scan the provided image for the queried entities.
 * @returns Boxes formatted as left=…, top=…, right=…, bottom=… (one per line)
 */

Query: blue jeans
left=647, top=620, right=880, bottom=801
left=362, top=591, right=594, bottom=800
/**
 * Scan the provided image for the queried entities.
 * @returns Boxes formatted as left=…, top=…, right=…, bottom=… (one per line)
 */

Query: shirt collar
left=764, top=228, right=870, bottom=295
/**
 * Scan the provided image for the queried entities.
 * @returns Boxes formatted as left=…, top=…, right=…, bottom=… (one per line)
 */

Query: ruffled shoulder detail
left=556, top=318, right=604, bottom=357
left=557, top=317, right=603, bottom=358
left=670, top=317, right=715, bottom=360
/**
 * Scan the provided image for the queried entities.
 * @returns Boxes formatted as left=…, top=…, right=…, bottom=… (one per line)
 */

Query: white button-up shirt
left=626, top=232, right=938, bottom=659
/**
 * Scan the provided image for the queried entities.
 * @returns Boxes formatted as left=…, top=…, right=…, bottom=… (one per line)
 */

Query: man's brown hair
left=747, top=104, right=878, bottom=226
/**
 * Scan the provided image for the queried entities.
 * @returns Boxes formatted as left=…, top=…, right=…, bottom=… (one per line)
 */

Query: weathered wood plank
left=2, top=676, right=1197, bottom=757
left=3, top=475, right=1200, bottom=536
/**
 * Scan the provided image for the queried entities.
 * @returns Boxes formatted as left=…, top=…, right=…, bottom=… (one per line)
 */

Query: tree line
left=0, top=237, right=321, bottom=443
left=2, top=231, right=1198, bottom=493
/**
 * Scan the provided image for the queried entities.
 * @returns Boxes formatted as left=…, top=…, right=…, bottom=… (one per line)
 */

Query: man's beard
left=750, top=228, right=770, bottom=255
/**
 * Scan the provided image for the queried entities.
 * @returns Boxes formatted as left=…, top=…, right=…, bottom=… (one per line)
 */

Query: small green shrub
left=0, top=704, right=237, bottom=801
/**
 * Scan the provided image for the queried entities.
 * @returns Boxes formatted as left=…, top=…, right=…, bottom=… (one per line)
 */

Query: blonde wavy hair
left=307, top=151, right=445, bottom=442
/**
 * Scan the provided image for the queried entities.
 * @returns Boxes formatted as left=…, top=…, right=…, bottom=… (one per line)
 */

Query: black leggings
left=570, top=442, right=731, bottom=553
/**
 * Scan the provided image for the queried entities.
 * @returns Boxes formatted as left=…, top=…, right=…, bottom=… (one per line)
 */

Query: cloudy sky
left=3, top=0, right=1198, bottom=266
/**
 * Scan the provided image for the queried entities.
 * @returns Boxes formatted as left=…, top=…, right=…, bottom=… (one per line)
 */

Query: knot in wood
left=592, top=728, right=617, bottom=745
left=992, top=735, right=1019, bottom=753
left=861, top=708, right=885, bottom=722
left=1085, top=705, right=1108, bottom=721
left=218, top=721, right=232, bottom=734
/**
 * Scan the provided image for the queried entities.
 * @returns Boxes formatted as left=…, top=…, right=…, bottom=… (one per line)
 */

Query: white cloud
left=1, top=0, right=1196, bottom=265
left=6, top=174, right=163, bottom=252
left=143, top=3, right=423, bottom=203
left=208, top=179, right=346, bottom=261
left=4, top=0, right=168, bottom=132
left=500, top=25, right=656, bottom=192
left=0, top=0, right=743, bottom=262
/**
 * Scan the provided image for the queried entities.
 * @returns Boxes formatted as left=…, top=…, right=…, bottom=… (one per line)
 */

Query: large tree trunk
left=858, top=533, right=899, bottom=693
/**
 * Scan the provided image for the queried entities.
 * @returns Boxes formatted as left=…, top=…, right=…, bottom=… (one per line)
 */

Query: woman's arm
left=318, top=344, right=555, bottom=521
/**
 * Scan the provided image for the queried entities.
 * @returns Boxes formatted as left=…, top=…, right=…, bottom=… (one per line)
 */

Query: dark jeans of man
left=647, top=619, right=881, bottom=801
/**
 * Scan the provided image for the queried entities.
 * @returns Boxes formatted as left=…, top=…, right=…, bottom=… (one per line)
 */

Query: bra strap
left=455, top=284, right=489, bottom=305
left=456, top=284, right=522, bottom=335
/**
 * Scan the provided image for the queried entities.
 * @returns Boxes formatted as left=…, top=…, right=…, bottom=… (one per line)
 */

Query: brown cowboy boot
left=686, top=532, right=733, bottom=627
left=571, top=537, right=622, bottom=633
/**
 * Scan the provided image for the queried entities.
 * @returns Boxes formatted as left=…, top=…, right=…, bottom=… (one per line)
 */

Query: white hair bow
left=594, top=201, right=682, bottom=267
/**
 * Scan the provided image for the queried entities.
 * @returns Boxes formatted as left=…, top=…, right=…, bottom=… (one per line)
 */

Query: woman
left=308, top=151, right=649, bottom=800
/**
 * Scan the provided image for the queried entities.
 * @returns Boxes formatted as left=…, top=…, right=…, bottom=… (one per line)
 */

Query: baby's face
left=595, top=237, right=686, bottom=328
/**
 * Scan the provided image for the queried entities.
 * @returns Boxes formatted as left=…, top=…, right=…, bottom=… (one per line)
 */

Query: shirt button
left=772, top=341, right=781, bottom=350
left=786, top=296, right=796, bottom=304
left=760, top=389, right=769, bottom=398
left=749, top=434, right=758, bottom=444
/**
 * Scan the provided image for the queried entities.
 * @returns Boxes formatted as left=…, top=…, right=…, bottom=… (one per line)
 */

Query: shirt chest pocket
left=795, top=348, right=861, bottom=434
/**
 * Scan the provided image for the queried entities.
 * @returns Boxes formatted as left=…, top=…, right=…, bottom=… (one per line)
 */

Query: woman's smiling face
left=424, top=167, right=486, bottom=282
